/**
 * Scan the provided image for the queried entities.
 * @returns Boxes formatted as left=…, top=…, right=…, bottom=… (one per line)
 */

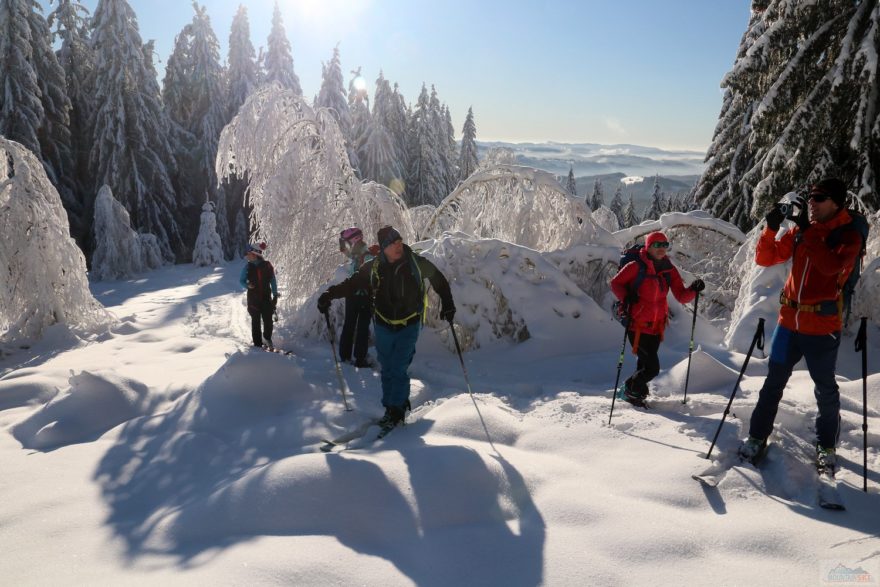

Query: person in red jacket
left=739, top=178, right=862, bottom=473
left=610, top=231, right=704, bottom=407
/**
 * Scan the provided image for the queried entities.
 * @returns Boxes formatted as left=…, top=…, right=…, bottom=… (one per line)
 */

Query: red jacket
left=756, top=209, right=861, bottom=335
left=610, top=249, right=696, bottom=336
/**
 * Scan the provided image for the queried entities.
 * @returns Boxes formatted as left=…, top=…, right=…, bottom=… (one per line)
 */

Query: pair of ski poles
left=608, top=291, right=701, bottom=425
left=322, top=313, right=495, bottom=450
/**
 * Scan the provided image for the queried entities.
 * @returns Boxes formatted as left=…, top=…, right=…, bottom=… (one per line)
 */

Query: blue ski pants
left=748, top=324, right=841, bottom=448
left=374, top=321, right=420, bottom=409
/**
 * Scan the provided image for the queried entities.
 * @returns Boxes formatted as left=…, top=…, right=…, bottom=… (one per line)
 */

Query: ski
left=262, top=345, right=294, bottom=356
left=319, top=418, right=380, bottom=452
left=817, top=470, right=846, bottom=510
left=693, top=442, right=771, bottom=487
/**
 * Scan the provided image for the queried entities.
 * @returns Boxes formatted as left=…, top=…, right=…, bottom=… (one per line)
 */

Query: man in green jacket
left=318, top=226, right=455, bottom=428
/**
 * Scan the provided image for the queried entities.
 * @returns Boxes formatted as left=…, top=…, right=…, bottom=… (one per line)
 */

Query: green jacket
left=324, top=244, right=454, bottom=328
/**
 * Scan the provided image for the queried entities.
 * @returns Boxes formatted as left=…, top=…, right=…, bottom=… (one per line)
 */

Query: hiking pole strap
left=706, top=317, right=765, bottom=459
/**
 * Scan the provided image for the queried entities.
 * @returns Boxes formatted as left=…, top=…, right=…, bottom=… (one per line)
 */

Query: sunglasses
left=649, top=242, right=670, bottom=249
left=808, top=193, right=830, bottom=203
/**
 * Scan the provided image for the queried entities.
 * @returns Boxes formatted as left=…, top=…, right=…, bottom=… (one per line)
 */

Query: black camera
left=778, top=201, right=795, bottom=219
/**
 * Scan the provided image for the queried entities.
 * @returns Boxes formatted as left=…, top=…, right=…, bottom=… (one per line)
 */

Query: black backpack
left=826, top=209, right=870, bottom=325
left=611, top=244, right=671, bottom=326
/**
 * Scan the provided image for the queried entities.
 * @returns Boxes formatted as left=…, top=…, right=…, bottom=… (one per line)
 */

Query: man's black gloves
left=440, top=305, right=456, bottom=322
left=317, top=293, right=331, bottom=314
left=792, top=195, right=810, bottom=231
left=765, top=205, right=785, bottom=231
left=689, top=279, right=705, bottom=292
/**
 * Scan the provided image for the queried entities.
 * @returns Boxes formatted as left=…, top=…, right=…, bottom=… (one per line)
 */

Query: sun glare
left=282, top=0, right=371, bottom=26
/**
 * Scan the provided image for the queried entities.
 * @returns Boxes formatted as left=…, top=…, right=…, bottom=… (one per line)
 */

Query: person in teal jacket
left=239, top=242, right=278, bottom=347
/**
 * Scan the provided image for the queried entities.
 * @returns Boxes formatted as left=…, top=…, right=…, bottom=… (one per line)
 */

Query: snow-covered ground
left=2, top=261, right=879, bottom=585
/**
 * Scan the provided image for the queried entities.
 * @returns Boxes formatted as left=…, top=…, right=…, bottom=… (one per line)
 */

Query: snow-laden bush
left=192, top=201, right=224, bottom=266
left=91, top=186, right=163, bottom=281
left=408, top=204, right=436, bottom=240
left=216, top=84, right=413, bottom=306
left=422, top=165, right=616, bottom=252
left=0, top=138, right=110, bottom=342
left=292, top=232, right=622, bottom=353
left=591, top=205, right=620, bottom=233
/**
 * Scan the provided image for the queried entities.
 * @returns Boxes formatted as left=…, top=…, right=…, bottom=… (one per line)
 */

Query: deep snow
left=1, top=261, right=879, bottom=586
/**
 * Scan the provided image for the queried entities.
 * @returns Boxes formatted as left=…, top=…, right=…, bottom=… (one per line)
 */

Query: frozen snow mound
left=11, top=371, right=156, bottom=450
left=293, top=233, right=622, bottom=353
left=217, top=83, right=413, bottom=307
left=422, top=164, right=618, bottom=252
left=91, top=185, right=164, bottom=280
left=725, top=225, right=788, bottom=352
left=0, top=138, right=111, bottom=343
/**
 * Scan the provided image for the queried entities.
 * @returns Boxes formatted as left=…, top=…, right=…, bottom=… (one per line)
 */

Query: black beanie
left=810, top=178, right=847, bottom=207
left=377, top=226, right=402, bottom=249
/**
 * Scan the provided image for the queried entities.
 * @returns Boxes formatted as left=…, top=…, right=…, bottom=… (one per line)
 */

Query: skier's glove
left=792, top=195, right=810, bottom=231
left=439, top=305, right=456, bottom=323
left=317, top=293, right=332, bottom=314
left=689, top=279, right=705, bottom=292
left=765, top=205, right=785, bottom=232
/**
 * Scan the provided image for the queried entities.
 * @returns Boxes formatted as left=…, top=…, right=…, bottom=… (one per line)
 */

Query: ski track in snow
left=1, top=262, right=879, bottom=585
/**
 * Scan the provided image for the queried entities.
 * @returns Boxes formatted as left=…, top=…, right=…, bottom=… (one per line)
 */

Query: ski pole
left=323, top=312, right=352, bottom=411
left=855, top=317, right=868, bottom=492
left=682, top=291, right=700, bottom=404
left=607, top=324, right=630, bottom=426
left=448, top=319, right=497, bottom=453
left=705, top=317, right=764, bottom=459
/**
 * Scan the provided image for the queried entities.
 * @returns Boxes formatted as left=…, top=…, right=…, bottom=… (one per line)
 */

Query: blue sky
left=46, top=0, right=751, bottom=150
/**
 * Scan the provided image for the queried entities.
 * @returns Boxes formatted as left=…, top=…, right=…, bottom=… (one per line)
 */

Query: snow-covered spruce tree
left=224, top=6, right=259, bottom=259
left=47, top=0, right=94, bottom=237
left=642, top=175, right=666, bottom=221
left=0, top=0, right=81, bottom=242
left=458, top=106, right=479, bottom=184
left=0, top=137, right=109, bottom=342
left=192, top=201, right=224, bottom=266
left=89, top=0, right=185, bottom=262
left=163, top=2, right=230, bottom=257
left=262, top=2, right=301, bottom=95
left=441, top=104, right=459, bottom=194
left=589, top=178, right=604, bottom=211
left=348, top=66, right=370, bottom=178
left=226, top=4, right=259, bottom=120
left=405, top=84, right=446, bottom=206
left=91, top=185, right=163, bottom=280
left=363, top=72, right=406, bottom=193
left=693, top=2, right=768, bottom=231
left=422, top=164, right=617, bottom=251
left=565, top=166, right=577, bottom=196
left=216, top=84, right=414, bottom=307
left=700, top=0, right=880, bottom=226
left=623, top=194, right=639, bottom=228
left=609, top=185, right=625, bottom=227
left=315, top=46, right=355, bottom=168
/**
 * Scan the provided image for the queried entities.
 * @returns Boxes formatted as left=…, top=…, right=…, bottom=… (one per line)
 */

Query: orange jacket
left=610, top=249, right=696, bottom=336
left=756, top=209, right=862, bottom=334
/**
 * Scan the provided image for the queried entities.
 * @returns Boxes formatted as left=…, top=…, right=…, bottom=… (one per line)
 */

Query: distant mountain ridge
left=476, top=140, right=706, bottom=178
left=475, top=141, right=703, bottom=212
